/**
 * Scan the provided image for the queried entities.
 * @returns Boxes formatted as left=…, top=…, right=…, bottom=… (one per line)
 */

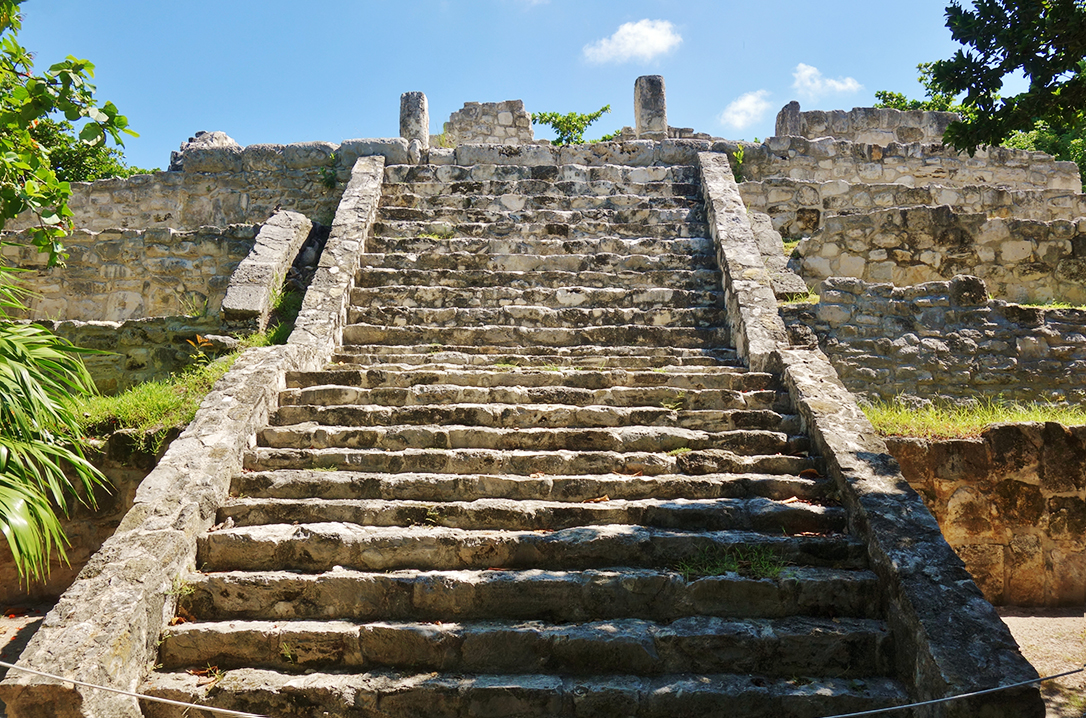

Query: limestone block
left=183, top=146, right=243, bottom=173
left=281, top=141, right=337, bottom=169
left=400, top=92, right=430, bottom=150
left=455, top=143, right=557, bottom=166
left=339, top=138, right=411, bottom=166
left=558, top=141, right=655, bottom=167
left=1006, top=534, right=1046, bottom=605
left=953, top=543, right=1005, bottom=603
left=241, top=144, right=287, bottom=172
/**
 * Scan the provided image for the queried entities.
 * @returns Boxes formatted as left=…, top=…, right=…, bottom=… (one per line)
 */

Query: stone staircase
left=142, top=162, right=910, bottom=716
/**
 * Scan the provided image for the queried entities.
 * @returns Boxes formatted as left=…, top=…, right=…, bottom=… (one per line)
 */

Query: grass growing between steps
left=675, top=545, right=789, bottom=581
left=864, top=398, right=1086, bottom=438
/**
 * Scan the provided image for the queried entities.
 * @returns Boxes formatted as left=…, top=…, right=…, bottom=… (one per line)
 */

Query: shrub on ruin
left=531, top=105, right=611, bottom=145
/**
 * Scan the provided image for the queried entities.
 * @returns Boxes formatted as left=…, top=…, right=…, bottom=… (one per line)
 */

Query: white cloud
left=583, top=20, right=682, bottom=64
left=791, top=63, right=862, bottom=100
left=719, top=90, right=772, bottom=130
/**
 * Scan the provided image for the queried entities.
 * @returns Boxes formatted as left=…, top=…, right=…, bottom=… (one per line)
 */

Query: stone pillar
left=775, top=101, right=802, bottom=137
left=400, top=91, right=429, bottom=150
left=634, top=75, right=667, bottom=139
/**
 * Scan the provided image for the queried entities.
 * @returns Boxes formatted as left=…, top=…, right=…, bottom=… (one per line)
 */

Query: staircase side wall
left=699, top=150, right=1045, bottom=717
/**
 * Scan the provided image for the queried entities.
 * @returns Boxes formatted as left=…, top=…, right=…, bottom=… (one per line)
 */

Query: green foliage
left=863, top=396, right=1086, bottom=438
left=1004, top=119, right=1086, bottom=189
left=874, top=62, right=965, bottom=113
left=0, top=0, right=138, bottom=264
left=730, top=144, right=745, bottom=181
left=927, top=0, right=1086, bottom=153
left=28, top=118, right=155, bottom=183
left=531, top=105, right=611, bottom=145
left=318, top=152, right=337, bottom=189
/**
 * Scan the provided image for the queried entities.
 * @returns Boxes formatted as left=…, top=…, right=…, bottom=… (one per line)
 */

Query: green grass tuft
left=675, top=545, right=789, bottom=581
left=864, top=397, right=1086, bottom=438
left=782, top=239, right=801, bottom=258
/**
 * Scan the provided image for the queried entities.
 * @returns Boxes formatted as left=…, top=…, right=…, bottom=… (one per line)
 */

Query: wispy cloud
left=791, top=63, right=862, bottom=100
left=719, top=90, right=772, bottom=130
left=583, top=20, right=682, bottom=64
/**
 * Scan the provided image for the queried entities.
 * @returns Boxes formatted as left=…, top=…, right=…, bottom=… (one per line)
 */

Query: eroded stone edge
left=697, top=150, right=1045, bottom=717
left=0, top=156, right=386, bottom=718
left=221, top=209, right=313, bottom=327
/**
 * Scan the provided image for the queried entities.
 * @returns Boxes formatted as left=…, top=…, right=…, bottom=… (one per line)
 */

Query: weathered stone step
left=347, top=304, right=725, bottom=330
left=376, top=205, right=705, bottom=226
left=364, top=234, right=714, bottom=258
left=285, top=366, right=766, bottom=392
left=218, top=495, right=843, bottom=536
left=242, top=447, right=817, bottom=478
left=198, top=525, right=862, bottom=573
left=233, top=469, right=829, bottom=504
left=383, top=162, right=699, bottom=184
left=340, top=324, right=731, bottom=350
left=382, top=178, right=702, bottom=201
left=271, top=404, right=793, bottom=433
left=328, top=347, right=743, bottom=370
left=257, top=424, right=802, bottom=457
left=159, top=615, right=891, bottom=677
left=353, top=267, right=722, bottom=291
left=371, top=218, right=711, bottom=240
left=350, top=284, right=724, bottom=312
left=182, top=565, right=881, bottom=623
left=356, top=250, right=717, bottom=274
left=142, top=668, right=908, bottom=718
left=279, top=384, right=776, bottom=411
left=379, top=190, right=700, bottom=211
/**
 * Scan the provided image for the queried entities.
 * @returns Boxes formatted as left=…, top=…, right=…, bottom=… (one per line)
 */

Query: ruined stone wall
left=887, top=424, right=1086, bottom=607
left=740, top=136, right=1081, bottom=191
left=794, top=206, right=1086, bottom=302
left=775, top=101, right=960, bottom=146
left=2, top=224, right=257, bottom=321
left=781, top=275, right=1086, bottom=406
left=440, top=101, right=534, bottom=145
left=740, top=178, right=1086, bottom=239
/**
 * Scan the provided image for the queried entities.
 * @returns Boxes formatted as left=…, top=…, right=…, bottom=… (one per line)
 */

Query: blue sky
left=19, top=0, right=977, bottom=170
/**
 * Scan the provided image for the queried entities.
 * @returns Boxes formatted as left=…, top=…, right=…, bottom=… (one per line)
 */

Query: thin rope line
left=819, top=664, right=1085, bottom=718
left=0, top=661, right=268, bottom=718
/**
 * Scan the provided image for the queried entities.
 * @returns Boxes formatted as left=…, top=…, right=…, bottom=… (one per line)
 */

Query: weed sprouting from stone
left=675, top=545, right=789, bottom=581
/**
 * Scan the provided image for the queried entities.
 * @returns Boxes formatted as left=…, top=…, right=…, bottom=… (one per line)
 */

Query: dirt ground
left=999, top=607, right=1086, bottom=718
left=0, top=602, right=1081, bottom=717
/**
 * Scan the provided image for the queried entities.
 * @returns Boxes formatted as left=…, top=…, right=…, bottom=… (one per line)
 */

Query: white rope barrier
left=0, top=661, right=268, bottom=718
left=819, top=664, right=1085, bottom=718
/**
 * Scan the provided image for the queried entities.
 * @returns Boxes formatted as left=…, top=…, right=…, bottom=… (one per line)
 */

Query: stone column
left=775, top=101, right=802, bottom=137
left=634, top=75, right=667, bottom=139
left=400, top=91, right=429, bottom=150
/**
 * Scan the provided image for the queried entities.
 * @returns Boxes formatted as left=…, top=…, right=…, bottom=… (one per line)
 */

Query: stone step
left=383, top=162, right=700, bottom=184
left=346, top=304, right=726, bottom=330
left=328, top=345, right=743, bottom=370
left=371, top=218, right=711, bottom=240
left=216, top=496, right=843, bottom=535
left=198, top=525, right=862, bottom=573
left=270, top=404, right=794, bottom=433
left=356, top=251, right=717, bottom=274
left=159, top=615, right=892, bottom=677
left=286, top=366, right=765, bottom=392
left=375, top=205, right=706, bottom=226
left=340, top=324, right=731, bottom=350
left=141, top=668, right=908, bottom=718
left=242, top=447, right=817, bottom=478
left=232, top=470, right=830, bottom=503
left=383, top=177, right=702, bottom=201
left=279, top=384, right=777, bottom=411
left=257, top=424, right=803, bottom=456
left=353, top=267, right=722, bottom=291
left=379, top=190, right=701, bottom=211
left=364, top=235, right=714, bottom=257
left=181, top=565, right=881, bottom=623
left=350, top=284, right=724, bottom=312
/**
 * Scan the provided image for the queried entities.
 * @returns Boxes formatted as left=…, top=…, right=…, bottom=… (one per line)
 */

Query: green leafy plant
left=731, top=144, right=745, bottom=182
left=531, top=105, right=612, bottom=145
left=185, top=334, right=217, bottom=367
left=661, top=391, right=686, bottom=411
left=318, top=153, right=338, bottom=189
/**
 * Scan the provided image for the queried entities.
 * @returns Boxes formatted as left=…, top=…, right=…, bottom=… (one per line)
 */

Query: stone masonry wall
left=887, top=425, right=1086, bottom=607
left=740, top=135, right=1081, bottom=190
left=740, top=177, right=1086, bottom=239
left=2, top=224, right=257, bottom=321
left=775, top=101, right=960, bottom=146
left=795, top=206, right=1086, bottom=303
left=781, top=275, right=1086, bottom=406
left=440, top=101, right=534, bottom=145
